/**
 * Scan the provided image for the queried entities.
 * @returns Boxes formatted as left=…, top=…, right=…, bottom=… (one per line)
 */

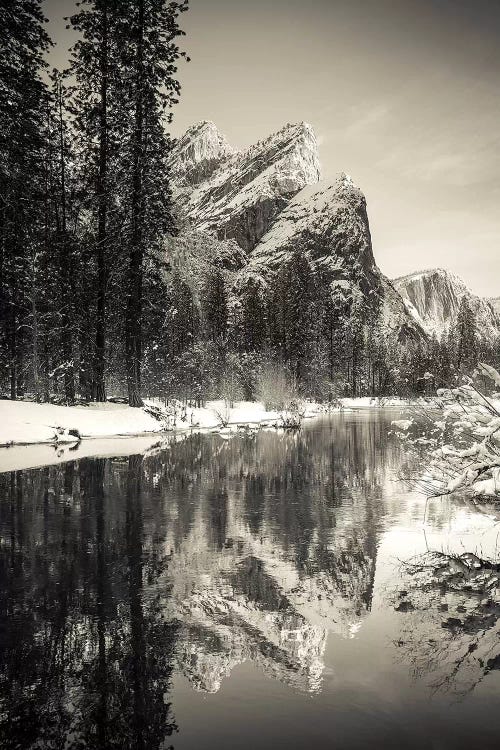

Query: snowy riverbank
left=0, top=396, right=419, bottom=450
left=0, top=396, right=423, bottom=474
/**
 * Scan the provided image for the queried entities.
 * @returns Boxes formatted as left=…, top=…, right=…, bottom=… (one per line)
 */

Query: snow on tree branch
left=393, top=363, right=500, bottom=502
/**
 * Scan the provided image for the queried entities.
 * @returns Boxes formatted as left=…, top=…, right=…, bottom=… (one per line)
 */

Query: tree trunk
left=94, top=5, right=108, bottom=402
left=9, top=308, right=17, bottom=400
left=31, top=271, right=40, bottom=401
left=126, top=0, right=145, bottom=408
left=57, top=77, right=75, bottom=403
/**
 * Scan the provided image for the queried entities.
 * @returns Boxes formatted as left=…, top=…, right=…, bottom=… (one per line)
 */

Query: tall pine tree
left=120, top=0, right=189, bottom=406
left=0, top=0, right=51, bottom=399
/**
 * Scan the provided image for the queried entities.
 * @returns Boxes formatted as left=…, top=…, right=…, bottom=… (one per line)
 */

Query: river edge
left=0, top=398, right=422, bottom=473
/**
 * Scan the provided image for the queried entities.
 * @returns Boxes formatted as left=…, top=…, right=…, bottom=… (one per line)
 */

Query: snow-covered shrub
left=393, top=363, right=500, bottom=502
left=142, top=400, right=189, bottom=431
left=276, top=400, right=304, bottom=430
left=255, top=359, right=298, bottom=411
left=219, top=352, right=245, bottom=408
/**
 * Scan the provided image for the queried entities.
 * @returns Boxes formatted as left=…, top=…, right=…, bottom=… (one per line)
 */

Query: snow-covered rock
left=169, top=120, right=235, bottom=186
left=249, top=176, right=375, bottom=274
left=239, top=177, right=425, bottom=342
left=393, top=268, right=500, bottom=341
left=170, top=120, right=448, bottom=344
left=172, top=121, right=321, bottom=251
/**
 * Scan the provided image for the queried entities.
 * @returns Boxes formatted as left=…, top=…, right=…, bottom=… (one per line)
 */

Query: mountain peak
left=170, top=120, right=235, bottom=185
left=248, top=176, right=373, bottom=273
left=395, top=268, right=460, bottom=284
left=173, top=119, right=321, bottom=250
left=170, top=116, right=428, bottom=346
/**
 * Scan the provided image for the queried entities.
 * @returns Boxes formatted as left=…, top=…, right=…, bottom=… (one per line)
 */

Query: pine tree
left=454, top=297, right=478, bottom=375
left=49, top=71, right=77, bottom=402
left=68, top=0, right=127, bottom=401
left=0, top=0, right=51, bottom=399
left=202, top=268, right=228, bottom=342
left=272, top=249, right=315, bottom=380
left=240, top=277, right=267, bottom=352
left=171, top=277, right=199, bottom=355
left=119, top=0, right=189, bottom=406
left=346, top=289, right=365, bottom=396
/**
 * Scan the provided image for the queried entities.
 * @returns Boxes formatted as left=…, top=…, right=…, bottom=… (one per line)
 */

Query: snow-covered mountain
left=240, top=175, right=423, bottom=341
left=172, top=120, right=321, bottom=252
left=170, top=120, right=425, bottom=342
left=393, top=269, right=500, bottom=341
left=169, top=119, right=235, bottom=185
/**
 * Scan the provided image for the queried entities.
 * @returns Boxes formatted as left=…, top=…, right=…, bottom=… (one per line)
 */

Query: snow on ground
left=0, top=400, right=165, bottom=447
left=0, top=395, right=415, bottom=473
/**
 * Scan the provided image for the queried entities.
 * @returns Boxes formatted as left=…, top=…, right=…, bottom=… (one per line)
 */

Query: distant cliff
left=393, top=268, right=500, bottom=341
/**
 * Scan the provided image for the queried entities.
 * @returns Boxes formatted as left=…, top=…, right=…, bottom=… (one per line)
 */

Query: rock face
left=249, top=176, right=375, bottom=276
left=489, top=297, right=500, bottom=319
left=169, top=120, right=235, bottom=186
left=243, top=177, right=424, bottom=342
left=171, top=121, right=321, bottom=251
left=169, top=120, right=429, bottom=342
left=393, top=269, right=500, bottom=341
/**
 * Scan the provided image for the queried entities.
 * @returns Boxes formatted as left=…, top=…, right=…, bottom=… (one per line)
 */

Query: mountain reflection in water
left=0, top=411, right=499, bottom=750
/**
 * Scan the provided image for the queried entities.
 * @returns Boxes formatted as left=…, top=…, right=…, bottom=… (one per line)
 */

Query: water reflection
left=0, top=412, right=499, bottom=749
left=390, top=549, right=500, bottom=698
left=0, top=457, right=178, bottom=750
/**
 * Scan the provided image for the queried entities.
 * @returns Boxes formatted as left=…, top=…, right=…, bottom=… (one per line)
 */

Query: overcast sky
left=45, top=0, right=500, bottom=297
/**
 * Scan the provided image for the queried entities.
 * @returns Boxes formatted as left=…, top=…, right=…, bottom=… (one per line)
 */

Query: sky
left=44, top=0, right=500, bottom=297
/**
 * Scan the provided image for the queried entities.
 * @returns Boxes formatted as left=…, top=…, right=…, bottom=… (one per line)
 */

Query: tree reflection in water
left=3, top=413, right=488, bottom=747
left=391, top=550, right=500, bottom=698
left=0, top=457, right=178, bottom=750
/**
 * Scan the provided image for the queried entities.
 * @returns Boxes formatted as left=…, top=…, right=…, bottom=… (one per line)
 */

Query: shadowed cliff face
left=489, top=297, right=500, bottom=318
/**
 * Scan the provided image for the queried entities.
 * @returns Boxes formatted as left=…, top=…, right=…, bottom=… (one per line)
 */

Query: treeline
left=0, top=0, right=188, bottom=406
left=148, top=247, right=499, bottom=405
left=1, top=3, right=496, bottom=408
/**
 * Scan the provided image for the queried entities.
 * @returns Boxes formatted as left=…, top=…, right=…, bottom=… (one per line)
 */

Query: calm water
left=0, top=410, right=499, bottom=750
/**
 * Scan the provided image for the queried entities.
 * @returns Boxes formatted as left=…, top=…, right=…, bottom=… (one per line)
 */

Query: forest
left=1, top=1, right=498, bottom=410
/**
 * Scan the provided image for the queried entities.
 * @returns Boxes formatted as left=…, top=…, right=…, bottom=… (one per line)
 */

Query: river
left=0, top=409, right=499, bottom=749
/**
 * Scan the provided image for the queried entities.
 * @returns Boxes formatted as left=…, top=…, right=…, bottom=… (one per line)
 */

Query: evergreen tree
left=48, top=70, right=78, bottom=402
left=346, top=289, right=365, bottom=396
left=0, top=0, right=51, bottom=399
left=454, top=296, right=478, bottom=375
left=168, top=274, right=199, bottom=358
left=240, top=276, right=267, bottom=351
left=319, top=283, right=345, bottom=383
left=202, top=268, right=228, bottom=342
left=68, top=0, right=128, bottom=401
left=271, top=249, right=315, bottom=380
left=119, top=0, right=189, bottom=406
